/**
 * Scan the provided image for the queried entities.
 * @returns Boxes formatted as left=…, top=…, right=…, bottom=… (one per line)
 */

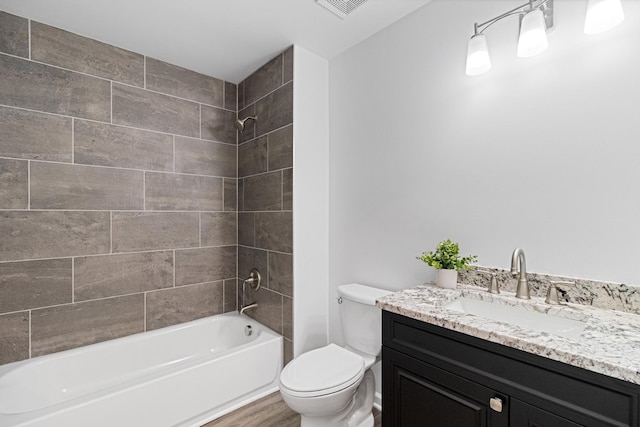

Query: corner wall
left=236, top=47, right=295, bottom=364
left=292, top=45, right=329, bottom=357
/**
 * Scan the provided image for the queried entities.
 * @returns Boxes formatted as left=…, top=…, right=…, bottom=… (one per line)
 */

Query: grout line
left=110, top=211, right=113, bottom=254
left=0, top=102, right=236, bottom=144
left=27, top=160, right=30, bottom=210
left=238, top=166, right=292, bottom=180
left=0, top=207, right=290, bottom=214
left=28, top=310, right=32, bottom=359
left=27, top=20, right=31, bottom=60
left=0, top=155, right=235, bottom=179
left=110, top=81, right=113, bottom=124
left=237, top=244, right=292, bottom=256
left=0, top=102, right=240, bottom=143
left=143, top=293, right=147, bottom=332
left=71, top=118, right=75, bottom=164
left=266, top=133, right=270, bottom=171
left=0, top=52, right=233, bottom=111
left=2, top=292, right=179, bottom=315
left=143, top=171, right=146, bottom=211
left=222, top=179, right=225, bottom=211
left=173, top=250, right=176, bottom=288
left=237, top=123, right=292, bottom=148
left=198, top=212, right=202, bottom=247
left=222, top=280, right=226, bottom=311
left=172, top=136, right=176, bottom=173
left=0, top=207, right=251, bottom=213
left=244, top=79, right=291, bottom=108
left=0, top=244, right=238, bottom=266
left=71, top=257, right=75, bottom=303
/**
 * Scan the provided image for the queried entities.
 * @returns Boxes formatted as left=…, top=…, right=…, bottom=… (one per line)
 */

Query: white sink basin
left=443, top=297, right=586, bottom=340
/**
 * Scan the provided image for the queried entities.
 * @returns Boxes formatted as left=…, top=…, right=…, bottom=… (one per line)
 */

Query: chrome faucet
left=510, top=248, right=530, bottom=299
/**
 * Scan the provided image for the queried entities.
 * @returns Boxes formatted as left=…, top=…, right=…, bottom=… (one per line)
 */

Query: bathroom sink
left=443, top=297, right=586, bottom=340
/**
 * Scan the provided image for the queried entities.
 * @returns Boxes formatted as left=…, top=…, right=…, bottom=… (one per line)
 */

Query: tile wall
left=236, top=49, right=294, bottom=364
left=0, top=12, right=241, bottom=364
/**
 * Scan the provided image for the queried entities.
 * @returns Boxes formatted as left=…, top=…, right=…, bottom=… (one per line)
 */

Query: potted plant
left=417, top=239, right=477, bottom=289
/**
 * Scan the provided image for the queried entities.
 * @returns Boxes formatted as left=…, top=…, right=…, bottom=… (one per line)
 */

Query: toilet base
left=300, top=411, right=373, bottom=427
left=295, top=370, right=376, bottom=427
left=353, top=412, right=373, bottom=427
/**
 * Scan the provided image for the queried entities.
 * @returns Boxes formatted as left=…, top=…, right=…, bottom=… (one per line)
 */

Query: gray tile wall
left=237, top=47, right=294, bottom=364
left=0, top=13, right=240, bottom=365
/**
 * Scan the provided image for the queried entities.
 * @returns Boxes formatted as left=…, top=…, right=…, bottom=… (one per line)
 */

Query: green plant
left=417, top=239, right=477, bottom=270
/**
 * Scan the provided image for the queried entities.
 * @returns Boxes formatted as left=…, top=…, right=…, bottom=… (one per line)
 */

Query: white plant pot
left=435, top=269, right=458, bottom=289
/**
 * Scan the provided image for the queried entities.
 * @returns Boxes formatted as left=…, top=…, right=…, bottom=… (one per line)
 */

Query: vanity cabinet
left=382, top=311, right=640, bottom=427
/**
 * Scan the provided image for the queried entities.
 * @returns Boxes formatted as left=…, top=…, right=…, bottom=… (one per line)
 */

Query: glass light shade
left=517, top=9, right=549, bottom=58
left=584, top=0, right=624, bottom=34
left=465, top=34, right=491, bottom=76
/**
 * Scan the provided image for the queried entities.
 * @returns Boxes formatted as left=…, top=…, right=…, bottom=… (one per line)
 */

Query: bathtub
left=0, top=312, right=283, bottom=427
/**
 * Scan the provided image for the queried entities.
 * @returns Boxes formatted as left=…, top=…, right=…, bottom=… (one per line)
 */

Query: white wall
left=293, top=45, right=330, bottom=357
left=329, top=0, right=640, bottom=343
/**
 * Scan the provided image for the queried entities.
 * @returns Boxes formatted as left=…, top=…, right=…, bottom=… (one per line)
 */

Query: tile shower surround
left=0, top=10, right=294, bottom=365
left=237, top=48, right=294, bottom=365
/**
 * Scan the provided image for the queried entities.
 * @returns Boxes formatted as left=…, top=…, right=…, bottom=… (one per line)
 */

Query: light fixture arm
left=473, top=0, right=551, bottom=35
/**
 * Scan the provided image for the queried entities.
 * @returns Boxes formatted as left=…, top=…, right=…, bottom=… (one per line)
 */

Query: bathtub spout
left=240, top=303, right=258, bottom=315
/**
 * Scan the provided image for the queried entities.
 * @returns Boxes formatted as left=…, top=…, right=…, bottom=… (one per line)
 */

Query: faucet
left=510, top=248, right=530, bottom=299
left=240, top=303, right=258, bottom=315
left=239, top=269, right=261, bottom=315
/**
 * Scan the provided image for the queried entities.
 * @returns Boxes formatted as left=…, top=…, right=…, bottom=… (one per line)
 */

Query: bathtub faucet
left=240, top=303, right=258, bottom=315
left=240, top=269, right=261, bottom=315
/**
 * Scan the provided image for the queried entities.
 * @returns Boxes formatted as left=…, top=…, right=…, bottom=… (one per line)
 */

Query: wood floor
left=202, top=392, right=382, bottom=427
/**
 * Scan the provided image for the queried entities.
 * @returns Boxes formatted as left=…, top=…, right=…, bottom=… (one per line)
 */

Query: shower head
left=234, top=116, right=258, bottom=133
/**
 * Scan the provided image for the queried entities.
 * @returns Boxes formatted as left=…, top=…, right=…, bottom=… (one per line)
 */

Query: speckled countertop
left=377, top=283, right=640, bottom=385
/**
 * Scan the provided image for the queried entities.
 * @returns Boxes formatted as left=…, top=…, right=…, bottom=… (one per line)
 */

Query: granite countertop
left=377, top=283, right=640, bottom=385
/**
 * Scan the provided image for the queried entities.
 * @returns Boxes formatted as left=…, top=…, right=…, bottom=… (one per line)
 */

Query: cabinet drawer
left=383, top=311, right=640, bottom=426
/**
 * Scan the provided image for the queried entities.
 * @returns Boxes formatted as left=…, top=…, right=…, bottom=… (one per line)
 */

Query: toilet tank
left=338, top=284, right=392, bottom=357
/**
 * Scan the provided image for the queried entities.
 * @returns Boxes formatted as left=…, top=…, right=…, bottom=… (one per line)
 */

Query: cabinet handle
left=489, top=397, right=503, bottom=413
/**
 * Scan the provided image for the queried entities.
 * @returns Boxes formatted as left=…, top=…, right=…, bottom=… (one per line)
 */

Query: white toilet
left=279, top=284, right=392, bottom=427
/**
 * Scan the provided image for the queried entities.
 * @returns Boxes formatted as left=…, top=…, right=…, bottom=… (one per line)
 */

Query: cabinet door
left=383, top=347, right=508, bottom=427
left=511, top=399, right=583, bottom=427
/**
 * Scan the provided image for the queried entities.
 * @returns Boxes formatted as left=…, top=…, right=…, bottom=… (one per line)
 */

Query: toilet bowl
left=279, top=284, right=391, bottom=427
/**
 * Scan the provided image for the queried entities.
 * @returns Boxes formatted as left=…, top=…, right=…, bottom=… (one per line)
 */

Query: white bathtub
left=0, top=312, right=283, bottom=427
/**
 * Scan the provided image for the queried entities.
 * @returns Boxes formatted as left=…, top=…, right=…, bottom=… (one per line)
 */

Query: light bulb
left=584, top=0, right=624, bottom=34
left=517, top=9, right=549, bottom=58
left=466, top=34, right=491, bottom=76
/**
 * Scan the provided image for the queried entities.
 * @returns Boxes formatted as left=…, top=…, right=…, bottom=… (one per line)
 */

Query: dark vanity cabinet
left=382, top=311, right=640, bottom=427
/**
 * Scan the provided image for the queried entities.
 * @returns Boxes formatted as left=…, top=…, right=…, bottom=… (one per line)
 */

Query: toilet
left=279, top=284, right=392, bottom=427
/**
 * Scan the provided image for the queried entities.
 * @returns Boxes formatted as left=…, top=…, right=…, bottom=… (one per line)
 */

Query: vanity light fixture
left=584, top=0, right=624, bottom=34
left=465, top=0, right=625, bottom=76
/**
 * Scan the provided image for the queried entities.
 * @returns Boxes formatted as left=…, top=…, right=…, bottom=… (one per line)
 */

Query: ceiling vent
left=316, top=0, right=369, bottom=19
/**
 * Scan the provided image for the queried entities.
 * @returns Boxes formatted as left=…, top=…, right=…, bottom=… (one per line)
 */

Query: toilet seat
left=280, top=344, right=365, bottom=398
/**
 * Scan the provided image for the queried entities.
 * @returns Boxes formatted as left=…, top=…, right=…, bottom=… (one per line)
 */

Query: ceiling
left=0, top=0, right=432, bottom=83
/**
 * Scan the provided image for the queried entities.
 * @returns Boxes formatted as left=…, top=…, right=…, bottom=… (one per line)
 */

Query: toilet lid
left=280, top=344, right=365, bottom=397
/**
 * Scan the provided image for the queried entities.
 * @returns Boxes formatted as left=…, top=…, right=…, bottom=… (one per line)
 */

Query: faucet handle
left=477, top=270, right=500, bottom=294
left=545, top=281, right=575, bottom=305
